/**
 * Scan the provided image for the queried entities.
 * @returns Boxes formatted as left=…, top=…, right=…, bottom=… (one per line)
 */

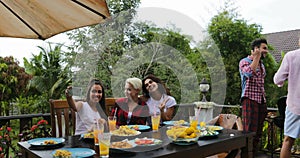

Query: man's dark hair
left=251, top=38, right=268, bottom=50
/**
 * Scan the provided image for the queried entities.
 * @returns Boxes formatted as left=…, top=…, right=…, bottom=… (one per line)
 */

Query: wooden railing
left=0, top=113, right=51, bottom=158
left=0, top=113, right=51, bottom=134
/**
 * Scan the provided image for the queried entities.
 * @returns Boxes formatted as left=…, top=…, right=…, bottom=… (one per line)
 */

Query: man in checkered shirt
left=239, top=38, right=268, bottom=155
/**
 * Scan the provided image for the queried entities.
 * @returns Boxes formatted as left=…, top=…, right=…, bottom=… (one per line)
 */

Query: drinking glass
left=93, top=122, right=104, bottom=145
left=98, top=133, right=111, bottom=158
left=108, top=116, right=117, bottom=132
left=189, top=116, right=198, bottom=128
left=151, top=113, right=161, bottom=132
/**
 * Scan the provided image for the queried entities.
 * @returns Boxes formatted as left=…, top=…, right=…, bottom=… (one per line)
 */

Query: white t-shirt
left=146, top=94, right=177, bottom=115
left=75, top=102, right=101, bottom=135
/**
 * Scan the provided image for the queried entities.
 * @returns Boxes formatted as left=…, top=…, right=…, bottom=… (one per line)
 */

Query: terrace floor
left=256, top=150, right=300, bottom=158
left=256, top=151, right=279, bottom=158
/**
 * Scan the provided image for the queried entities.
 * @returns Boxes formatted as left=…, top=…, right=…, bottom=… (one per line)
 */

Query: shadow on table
left=110, top=149, right=137, bottom=157
left=28, top=143, right=65, bottom=150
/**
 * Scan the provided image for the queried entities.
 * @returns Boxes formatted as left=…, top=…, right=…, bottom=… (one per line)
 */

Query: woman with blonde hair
left=111, top=77, right=149, bottom=126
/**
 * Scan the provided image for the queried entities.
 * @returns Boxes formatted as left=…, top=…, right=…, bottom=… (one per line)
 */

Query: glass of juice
left=93, top=122, right=104, bottom=145
left=108, top=116, right=117, bottom=132
left=151, top=112, right=161, bottom=132
left=189, top=116, right=198, bottom=129
left=99, top=133, right=111, bottom=158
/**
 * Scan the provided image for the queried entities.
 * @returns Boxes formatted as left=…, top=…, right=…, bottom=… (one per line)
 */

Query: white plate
left=168, top=136, right=199, bottom=145
left=80, top=133, right=94, bottom=139
left=111, top=130, right=141, bottom=137
left=163, top=120, right=188, bottom=125
left=51, top=148, right=95, bottom=158
left=27, top=137, right=65, bottom=147
left=132, top=137, right=163, bottom=146
left=110, top=139, right=137, bottom=150
left=199, top=131, right=219, bottom=138
left=206, top=125, right=224, bottom=132
left=127, top=125, right=151, bottom=131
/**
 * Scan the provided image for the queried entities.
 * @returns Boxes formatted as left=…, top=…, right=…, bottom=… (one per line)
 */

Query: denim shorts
left=284, top=108, right=300, bottom=138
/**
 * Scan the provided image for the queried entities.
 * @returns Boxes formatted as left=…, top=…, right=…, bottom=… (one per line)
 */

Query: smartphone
left=72, top=87, right=82, bottom=97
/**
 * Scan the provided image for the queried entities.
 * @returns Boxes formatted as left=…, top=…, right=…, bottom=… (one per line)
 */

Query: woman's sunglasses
left=144, top=80, right=153, bottom=88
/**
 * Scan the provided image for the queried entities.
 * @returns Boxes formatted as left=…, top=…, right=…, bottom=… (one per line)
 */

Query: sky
left=1, top=0, right=299, bottom=65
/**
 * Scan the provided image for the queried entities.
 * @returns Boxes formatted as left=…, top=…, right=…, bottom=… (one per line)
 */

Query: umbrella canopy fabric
left=0, top=0, right=110, bottom=40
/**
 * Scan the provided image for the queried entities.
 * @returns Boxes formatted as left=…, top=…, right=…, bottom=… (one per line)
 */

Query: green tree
left=136, top=28, right=205, bottom=103
left=66, top=0, right=208, bottom=104
left=107, top=0, right=141, bottom=15
left=267, top=52, right=288, bottom=105
left=208, top=9, right=261, bottom=105
left=64, top=0, right=142, bottom=96
left=23, top=44, right=71, bottom=112
left=0, top=56, right=32, bottom=116
left=207, top=3, right=279, bottom=106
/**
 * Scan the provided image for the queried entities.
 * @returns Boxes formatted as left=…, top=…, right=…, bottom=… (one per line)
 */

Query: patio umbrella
left=0, top=0, right=110, bottom=40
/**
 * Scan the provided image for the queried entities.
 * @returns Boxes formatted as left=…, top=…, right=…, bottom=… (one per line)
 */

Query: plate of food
left=110, top=139, right=137, bottom=150
left=127, top=125, right=150, bottom=131
left=206, top=125, right=224, bottom=132
left=27, top=137, right=65, bottom=147
left=163, top=120, right=188, bottom=126
left=80, top=132, right=94, bottom=139
left=132, top=137, right=162, bottom=146
left=51, top=148, right=95, bottom=158
left=111, top=126, right=141, bottom=136
left=168, top=136, right=199, bottom=145
left=166, top=126, right=200, bottom=145
left=198, top=128, right=219, bottom=139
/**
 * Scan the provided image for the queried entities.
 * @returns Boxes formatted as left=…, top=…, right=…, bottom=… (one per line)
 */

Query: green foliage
left=221, top=106, right=240, bottom=116
left=208, top=9, right=262, bottom=105
left=133, top=28, right=202, bottom=103
left=270, top=52, right=288, bottom=101
left=13, top=95, right=49, bottom=114
left=195, top=38, right=228, bottom=104
left=64, top=0, right=200, bottom=103
left=66, top=12, right=138, bottom=96
left=264, top=54, right=282, bottom=106
left=207, top=6, right=282, bottom=106
left=23, top=44, right=72, bottom=112
left=0, top=56, right=32, bottom=116
left=106, top=25, right=204, bottom=102
left=0, top=124, right=18, bottom=158
left=107, top=0, right=141, bottom=15
left=66, top=0, right=213, bottom=103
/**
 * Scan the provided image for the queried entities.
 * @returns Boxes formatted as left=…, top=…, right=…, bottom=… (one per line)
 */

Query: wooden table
left=18, top=127, right=254, bottom=158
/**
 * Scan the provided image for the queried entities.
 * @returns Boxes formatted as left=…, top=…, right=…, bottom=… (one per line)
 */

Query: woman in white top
left=142, top=74, right=177, bottom=121
left=65, top=79, right=106, bottom=135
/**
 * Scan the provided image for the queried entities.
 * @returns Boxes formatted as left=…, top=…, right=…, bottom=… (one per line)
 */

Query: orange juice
left=189, top=116, right=198, bottom=128
left=98, top=133, right=111, bottom=157
left=108, top=116, right=116, bottom=131
left=200, top=121, right=206, bottom=128
left=108, top=120, right=116, bottom=131
left=151, top=115, right=161, bottom=131
left=93, top=129, right=102, bottom=144
left=190, top=120, right=198, bottom=128
left=99, top=141, right=109, bottom=156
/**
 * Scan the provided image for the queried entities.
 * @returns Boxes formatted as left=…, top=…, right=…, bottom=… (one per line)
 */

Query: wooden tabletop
left=18, top=126, right=254, bottom=158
